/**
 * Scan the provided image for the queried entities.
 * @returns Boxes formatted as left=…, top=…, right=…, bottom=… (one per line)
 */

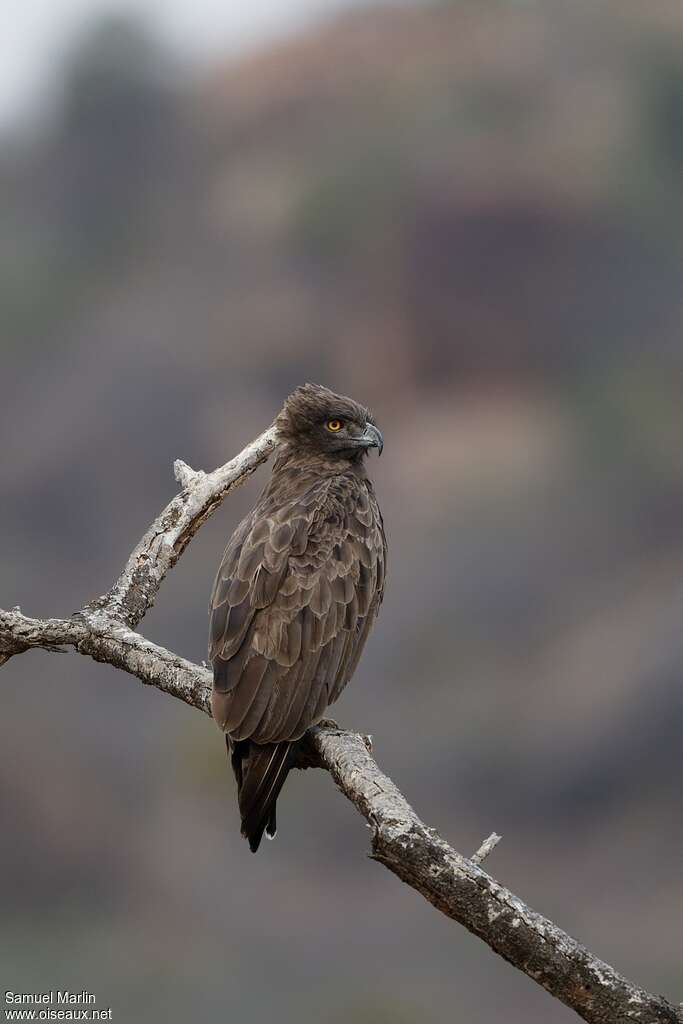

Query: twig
left=0, top=426, right=680, bottom=1024
left=471, top=832, right=502, bottom=866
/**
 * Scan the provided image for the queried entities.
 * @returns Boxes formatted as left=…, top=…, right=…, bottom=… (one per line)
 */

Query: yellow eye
left=326, top=419, right=343, bottom=432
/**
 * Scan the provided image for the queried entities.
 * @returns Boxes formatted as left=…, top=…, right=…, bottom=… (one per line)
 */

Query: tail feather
left=229, top=739, right=293, bottom=852
left=266, top=805, right=277, bottom=840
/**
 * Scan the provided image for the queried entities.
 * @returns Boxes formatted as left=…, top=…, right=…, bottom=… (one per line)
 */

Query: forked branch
left=0, top=427, right=679, bottom=1024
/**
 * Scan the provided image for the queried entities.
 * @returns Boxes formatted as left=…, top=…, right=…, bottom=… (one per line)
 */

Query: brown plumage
left=209, top=383, right=386, bottom=851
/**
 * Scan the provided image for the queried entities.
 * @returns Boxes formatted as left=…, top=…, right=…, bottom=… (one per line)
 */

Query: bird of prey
left=209, top=384, right=386, bottom=852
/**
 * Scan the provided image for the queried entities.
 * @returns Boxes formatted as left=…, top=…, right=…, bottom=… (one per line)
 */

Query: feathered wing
left=209, top=476, right=386, bottom=851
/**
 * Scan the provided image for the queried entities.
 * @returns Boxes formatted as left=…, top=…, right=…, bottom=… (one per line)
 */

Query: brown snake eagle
left=209, top=384, right=386, bottom=851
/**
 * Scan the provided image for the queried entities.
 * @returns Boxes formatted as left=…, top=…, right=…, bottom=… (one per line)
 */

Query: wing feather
left=209, top=476, right=386, bottom=745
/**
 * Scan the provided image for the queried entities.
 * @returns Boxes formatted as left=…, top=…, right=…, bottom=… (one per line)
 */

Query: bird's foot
left=314, top=720, right=373, bottom=750
left=290, top=720, right=341, bottom=770
left=316, top=717, right=339, bottom=730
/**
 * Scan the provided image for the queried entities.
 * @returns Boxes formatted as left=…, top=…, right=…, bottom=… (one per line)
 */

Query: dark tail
left=228, top=738, right=294, bottom=853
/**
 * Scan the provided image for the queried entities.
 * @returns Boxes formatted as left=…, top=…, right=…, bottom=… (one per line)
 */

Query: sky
left=2, top=0, right=372, bottom=129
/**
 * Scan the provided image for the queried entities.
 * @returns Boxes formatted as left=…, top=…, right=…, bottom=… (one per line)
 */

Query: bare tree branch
left=299, top=729, right=682, bottom=1024
left=471, top=832, right=502, bottom=866
left=87, top=425, right=279, bottom=629
left=1, top=430, right=680, bottom=1024
left=0, top=606, right=211, bottom=711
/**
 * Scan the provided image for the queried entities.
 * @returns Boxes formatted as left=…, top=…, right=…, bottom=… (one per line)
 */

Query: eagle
left=209, top=383, right=386, bottom=852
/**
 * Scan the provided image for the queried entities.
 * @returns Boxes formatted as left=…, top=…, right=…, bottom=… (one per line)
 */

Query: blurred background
left=2, top=0, right=683, bottom=1020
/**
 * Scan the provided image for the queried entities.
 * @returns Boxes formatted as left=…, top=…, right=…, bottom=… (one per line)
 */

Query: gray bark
left=0, top=428, right=680, bottom=1024
left=88, top=426, right=279, bottom=628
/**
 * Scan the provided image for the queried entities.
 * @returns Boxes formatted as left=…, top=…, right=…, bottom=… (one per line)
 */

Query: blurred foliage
left=639, top=46, right=683, bottom=187
left=293, top=144, right=412, bottom=265
left=58, top=15, right=179, bottom=266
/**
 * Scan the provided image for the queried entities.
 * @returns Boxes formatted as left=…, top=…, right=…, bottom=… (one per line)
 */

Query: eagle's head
left=275, top=383, right=383, bottom=460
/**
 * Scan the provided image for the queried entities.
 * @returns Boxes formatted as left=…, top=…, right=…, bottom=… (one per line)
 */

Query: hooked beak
left=359, top=422, right=384, bottom=456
